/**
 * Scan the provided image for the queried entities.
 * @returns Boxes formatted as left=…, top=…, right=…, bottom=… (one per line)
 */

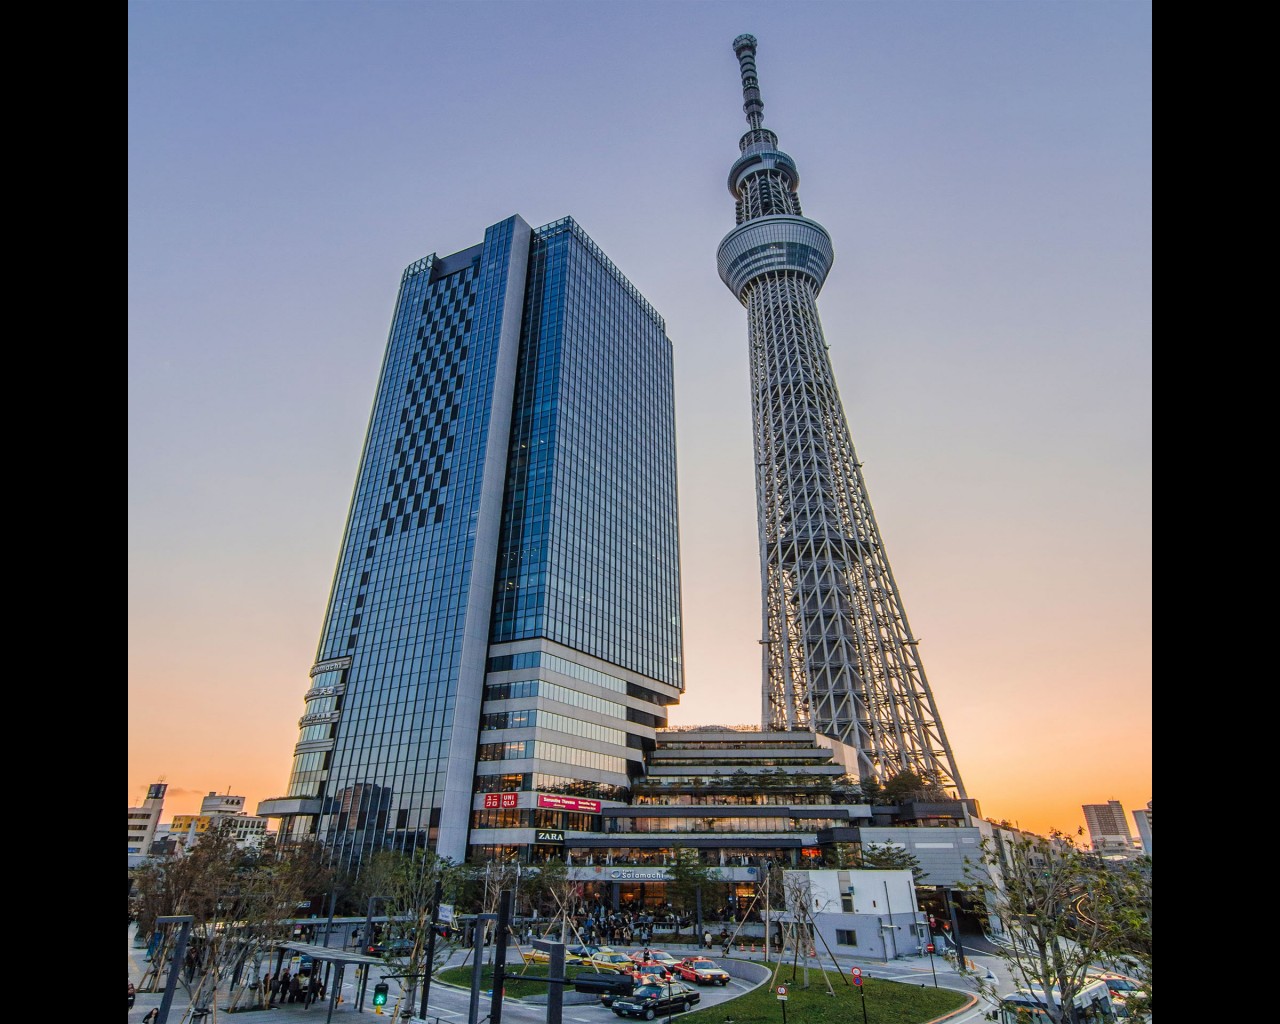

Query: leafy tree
left=856, top=775, right=884, bottom=804
left=858, top=841, right=927, bottom=884
left=371, top=849, right=464, bottom=1017
left=664, top=848, right=719, bottom=929
left=881, top=769, right=949, bottom=803
left=967, top=829, right=1151, bottom=1024
left=1092, top=855, right=1152, bottom=1019
left=821, top=842, right=859, bottom=869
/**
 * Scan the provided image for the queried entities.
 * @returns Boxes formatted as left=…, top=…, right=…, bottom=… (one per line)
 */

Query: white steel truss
left=719, top=34, right=966, bottom=796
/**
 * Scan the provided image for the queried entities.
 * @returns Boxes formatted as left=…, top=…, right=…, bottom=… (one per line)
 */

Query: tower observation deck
left=717, top=34, right=966, bottom=796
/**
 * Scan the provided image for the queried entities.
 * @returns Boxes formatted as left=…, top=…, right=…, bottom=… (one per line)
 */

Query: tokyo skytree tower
left=716, top=34, right=966, bottom=795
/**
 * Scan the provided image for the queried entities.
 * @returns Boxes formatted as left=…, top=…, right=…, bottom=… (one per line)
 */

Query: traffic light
left=373, top=982, right=389, bottom=1007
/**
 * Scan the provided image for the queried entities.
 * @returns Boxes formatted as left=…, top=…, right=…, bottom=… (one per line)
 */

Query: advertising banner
left=536, top=794, right=601, bottom=813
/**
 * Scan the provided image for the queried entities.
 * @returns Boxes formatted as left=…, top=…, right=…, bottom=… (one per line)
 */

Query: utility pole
left=420, top=878, right=444, bottom=1020
left=490, top=890, right=512, bottom=1024
left=323, top=888, right=339, bottom=948
left=468, top=913, right=497, bottom=1024
left=763, top=862, right=772, bottom=964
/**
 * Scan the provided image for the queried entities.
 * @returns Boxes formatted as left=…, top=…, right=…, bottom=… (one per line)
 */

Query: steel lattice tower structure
left=717, top=34, right=966, bottom=795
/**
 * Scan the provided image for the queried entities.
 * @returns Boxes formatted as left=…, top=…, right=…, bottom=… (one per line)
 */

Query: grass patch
left=438, top=961, right=623, bottom=1000
left=683, top=965, right=968, bottom=1024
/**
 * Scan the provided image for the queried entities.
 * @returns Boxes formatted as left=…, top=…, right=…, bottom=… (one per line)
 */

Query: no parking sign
left=851, top=966, right=863, bottom=987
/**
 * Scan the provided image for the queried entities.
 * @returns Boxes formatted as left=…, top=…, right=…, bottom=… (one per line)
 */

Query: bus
left=998, top=978, right=1118, bottom=1023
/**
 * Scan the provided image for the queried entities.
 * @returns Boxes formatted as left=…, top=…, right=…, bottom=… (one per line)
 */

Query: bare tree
left=131, top=826, right=326, bottom=1014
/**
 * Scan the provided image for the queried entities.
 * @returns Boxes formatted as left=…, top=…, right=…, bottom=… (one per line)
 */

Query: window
left=835, top=929, right=857, bottom=946
left=841, top=894, right=854, bottom=913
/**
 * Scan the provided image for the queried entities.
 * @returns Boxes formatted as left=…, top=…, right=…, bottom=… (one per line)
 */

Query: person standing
left=142, top=1010, right=160, bottom=1024
left=703, top=929, right=712, bottom=950
left=289, top=973, right=303, bottom=1004
left=128, top=980, right=137, bottom=1009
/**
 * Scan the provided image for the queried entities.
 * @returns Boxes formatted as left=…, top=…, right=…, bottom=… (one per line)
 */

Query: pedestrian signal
left=373, top=982, right=390, bottom=1006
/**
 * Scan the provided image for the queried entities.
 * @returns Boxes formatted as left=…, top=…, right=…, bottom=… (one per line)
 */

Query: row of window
left=632, top=793, right=833, bottom=806
left=471, top=772, right=629, bottom=802
left=475, top=740, right=629, bottom=775
left=469, top=809, right=599, bottom=830
left=484, top=678, right=626, bottom=719
left=609, top=817, right=842, bottom=834
left=480, top=708, right=626, bottom=747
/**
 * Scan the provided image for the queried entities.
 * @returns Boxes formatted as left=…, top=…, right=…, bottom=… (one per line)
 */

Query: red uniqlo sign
left=483, top=792, right=519, bottom=808
left=536, top=794, right=602, bottom=813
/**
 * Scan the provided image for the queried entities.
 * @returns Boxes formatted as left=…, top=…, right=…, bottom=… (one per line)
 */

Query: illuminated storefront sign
left=536, top=794, right=602, bottom=813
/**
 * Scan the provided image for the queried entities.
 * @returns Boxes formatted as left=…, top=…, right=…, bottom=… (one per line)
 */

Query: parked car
left=582, top=951, right=640, bottom=973
left=630, top=949, right=680, bottom=969
left=1089, top=972, right=1149, bottom=1018
left=524, top=944, right=610, bottom=965
left=568, top=944, right=614, bottom=960
left=367, top=938, right=414, bottom=957
left=674, top=957, right=730, bottom=986
left=612, top=982, right=701, bottom=1020
left=629, top=959, right=672, bottom=981
left=572, top=972, right=635, bottom=1005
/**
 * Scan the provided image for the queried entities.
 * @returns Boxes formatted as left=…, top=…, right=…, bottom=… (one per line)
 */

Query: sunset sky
left=129, top=1, right=1151, bottom=841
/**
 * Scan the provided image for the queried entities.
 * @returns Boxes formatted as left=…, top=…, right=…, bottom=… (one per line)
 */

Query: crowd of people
left=257, top=966, right=326, bottom=1007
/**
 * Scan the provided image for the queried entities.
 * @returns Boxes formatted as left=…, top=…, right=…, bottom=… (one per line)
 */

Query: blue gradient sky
left=129, top=1, right=1151, bottom=839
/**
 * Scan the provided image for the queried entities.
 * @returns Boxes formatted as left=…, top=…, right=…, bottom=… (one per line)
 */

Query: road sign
left=926, top=943, right=935, bottom=953
left=776, top=986, right=788, bottom=1000
left=851, top=967, right=862, bottom=978
left=853, top=975, right=863, bottom=987
left=438, top=903, right=455, bottom=924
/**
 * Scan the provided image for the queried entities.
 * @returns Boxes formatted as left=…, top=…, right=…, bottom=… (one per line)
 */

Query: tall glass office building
left=259, top=215, right=684, bottom=868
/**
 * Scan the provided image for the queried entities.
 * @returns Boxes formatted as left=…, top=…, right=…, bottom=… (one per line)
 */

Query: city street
left=130, top=924, right=1004, bottom=1024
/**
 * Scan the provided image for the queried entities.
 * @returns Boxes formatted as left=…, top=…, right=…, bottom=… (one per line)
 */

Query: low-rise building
left=171, top=793, right=272, bottom=852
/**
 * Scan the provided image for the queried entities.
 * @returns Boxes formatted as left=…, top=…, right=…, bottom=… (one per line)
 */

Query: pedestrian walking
left=142, top=1010, right=160, bottom=1024
left=703, top=930, right=712, bottom=950
left=308, top=972, right=322, bottom=1006
left=269, top=972, right=282, bottom=1006
left=128, top=980, right=137, bottom=1008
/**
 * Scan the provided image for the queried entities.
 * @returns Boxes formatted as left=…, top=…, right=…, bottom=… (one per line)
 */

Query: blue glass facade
left=492, top=219, right=682, bottom=684
left=260, top=216, right=683, bottom=868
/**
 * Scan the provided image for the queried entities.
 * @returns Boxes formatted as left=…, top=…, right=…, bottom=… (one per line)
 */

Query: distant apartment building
left=128, top=782, right=168, bottom=861
left=1132, top=799, right=1151, bottom=855
left=1082, top=799, right=1138, bottom=855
